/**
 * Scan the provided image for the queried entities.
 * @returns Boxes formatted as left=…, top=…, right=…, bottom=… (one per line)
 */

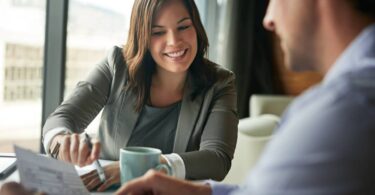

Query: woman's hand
left=81, top=162, right=120, bottom=192
left=51, top=133, right=101, bottom=167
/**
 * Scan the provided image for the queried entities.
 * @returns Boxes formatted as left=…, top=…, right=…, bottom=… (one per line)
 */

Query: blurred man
left=1, top=0, right=374, bottom=194
left=116, top=0, right=375, bottom=194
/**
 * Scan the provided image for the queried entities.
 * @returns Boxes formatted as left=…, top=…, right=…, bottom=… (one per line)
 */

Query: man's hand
left=116, top=170, right=212, bottom=195
left=0, top=182, right=45, bottom=195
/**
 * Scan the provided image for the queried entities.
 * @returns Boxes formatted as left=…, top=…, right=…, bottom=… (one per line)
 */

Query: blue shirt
left=213, top=24, right=375, bottom=195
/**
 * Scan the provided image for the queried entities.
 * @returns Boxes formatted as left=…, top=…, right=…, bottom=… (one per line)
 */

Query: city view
left=0, top=0, right=134, bottom=152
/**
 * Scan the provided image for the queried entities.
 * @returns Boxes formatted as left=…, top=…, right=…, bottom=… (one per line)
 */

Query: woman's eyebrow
left=152, top=17, right=191, bottom=28
left=177, top=17, right=190, bottom=24
left=152, top=25, right=164, bottom=28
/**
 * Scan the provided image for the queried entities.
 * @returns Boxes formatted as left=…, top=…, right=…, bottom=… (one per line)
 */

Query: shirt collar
left=324, top=23, right=375, bottom=84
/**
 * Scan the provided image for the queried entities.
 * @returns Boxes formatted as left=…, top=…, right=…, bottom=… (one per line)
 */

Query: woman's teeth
left=166, top=50, right=186, bottom=58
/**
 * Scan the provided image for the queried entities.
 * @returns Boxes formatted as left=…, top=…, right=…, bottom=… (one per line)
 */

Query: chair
left=223, top=95, right=294, bottom=184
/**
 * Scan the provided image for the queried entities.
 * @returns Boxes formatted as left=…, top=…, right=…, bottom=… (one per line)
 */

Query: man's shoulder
left=284, top=66, right=375, bottom=130
left=335, top=66, right=375, bottom=105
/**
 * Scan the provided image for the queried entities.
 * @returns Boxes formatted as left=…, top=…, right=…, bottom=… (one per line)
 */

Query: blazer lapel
left=118, top=91, right=140, bottom=147
left=173, top=75, right=203, bottom=153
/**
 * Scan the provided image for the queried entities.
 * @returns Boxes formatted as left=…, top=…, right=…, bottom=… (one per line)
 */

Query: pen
left=84, top=133, right=106, bottom=183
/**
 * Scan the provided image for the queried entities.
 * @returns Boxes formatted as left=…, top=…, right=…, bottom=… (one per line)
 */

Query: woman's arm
left=42, top=48, right=117, bottom=135
left=180, top=71, right=238, bottom=180
left=42, top=47, right=122, bottom=164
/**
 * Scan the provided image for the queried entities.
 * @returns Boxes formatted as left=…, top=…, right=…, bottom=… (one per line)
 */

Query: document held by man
left=14, top=146, right=90, bottom=195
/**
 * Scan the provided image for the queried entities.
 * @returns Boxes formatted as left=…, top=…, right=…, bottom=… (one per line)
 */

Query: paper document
left=14, top=146, right=90, bottom=195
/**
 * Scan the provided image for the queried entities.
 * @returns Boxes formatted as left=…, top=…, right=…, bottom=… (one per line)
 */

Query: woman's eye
left=152, top=31, right=165, bottom=36
left=178, top=25, right=191, bottom=31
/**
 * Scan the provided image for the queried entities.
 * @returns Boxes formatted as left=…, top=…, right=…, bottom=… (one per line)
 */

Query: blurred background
left=0, top=0, right=322, bottom=153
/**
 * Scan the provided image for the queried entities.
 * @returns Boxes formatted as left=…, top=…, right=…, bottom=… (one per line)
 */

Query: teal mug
left=119, top=146, right=172, bottom=184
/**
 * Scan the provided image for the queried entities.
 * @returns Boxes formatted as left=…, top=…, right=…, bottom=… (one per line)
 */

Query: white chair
left=223, top=95, right=294, bottom=184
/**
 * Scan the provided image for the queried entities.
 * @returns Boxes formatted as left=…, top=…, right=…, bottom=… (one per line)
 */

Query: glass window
left=66, top=0, right=134, bottom=134
left=0, top=0, right=46, bottom=152
left=196, top=0, right=231, bottom=67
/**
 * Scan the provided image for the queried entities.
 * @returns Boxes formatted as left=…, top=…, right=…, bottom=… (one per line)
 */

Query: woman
left=42, top=0, right=238, bottom=191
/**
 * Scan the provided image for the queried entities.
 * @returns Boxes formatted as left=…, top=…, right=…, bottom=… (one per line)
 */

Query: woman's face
left=149, top=0, right=198, bottom=75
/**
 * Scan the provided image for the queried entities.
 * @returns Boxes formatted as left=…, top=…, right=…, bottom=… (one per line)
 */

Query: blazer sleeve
left=42, top=46, right=122, bottom=136
left=180, top=70, right=239, bottom=181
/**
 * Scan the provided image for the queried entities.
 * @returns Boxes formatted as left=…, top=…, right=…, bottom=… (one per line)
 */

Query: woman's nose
left=166, top=31, right=181, bottom=46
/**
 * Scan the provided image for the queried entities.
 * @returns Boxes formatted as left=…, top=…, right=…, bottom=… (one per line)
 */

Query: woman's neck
left=149, top=69, right=187, bottom=107
left=152, top=69, right=187, bottom=94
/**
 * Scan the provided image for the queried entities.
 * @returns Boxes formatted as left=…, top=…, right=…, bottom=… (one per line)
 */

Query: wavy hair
left=123, top=0, right=216, bottom=112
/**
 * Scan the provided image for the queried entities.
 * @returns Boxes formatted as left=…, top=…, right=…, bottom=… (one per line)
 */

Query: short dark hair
left=349, top=0, right=375, bottom=17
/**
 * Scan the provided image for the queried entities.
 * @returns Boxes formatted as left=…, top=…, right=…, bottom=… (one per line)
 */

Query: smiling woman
left=42, top=0, right=238, bottom=192
left=129, top=0, right=199, bottom=110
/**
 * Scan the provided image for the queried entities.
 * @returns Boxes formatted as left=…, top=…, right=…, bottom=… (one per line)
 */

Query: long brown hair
left=124, top=0, right=216, bottom=112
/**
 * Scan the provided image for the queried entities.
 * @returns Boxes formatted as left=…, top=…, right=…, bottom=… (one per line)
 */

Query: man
left=1, top=0, right=374, bottom=194
left=115, top=0, right=375, bottom=194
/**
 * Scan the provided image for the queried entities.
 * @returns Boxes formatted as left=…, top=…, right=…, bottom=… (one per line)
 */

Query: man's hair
left=349, top=0, right=375, bottom=17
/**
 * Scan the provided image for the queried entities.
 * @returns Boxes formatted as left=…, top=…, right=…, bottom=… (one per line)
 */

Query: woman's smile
left=164, top=48, right=188, bottom=61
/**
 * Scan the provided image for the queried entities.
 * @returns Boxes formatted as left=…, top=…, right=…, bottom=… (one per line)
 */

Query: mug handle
left=154, top=163, right=173, bottom=176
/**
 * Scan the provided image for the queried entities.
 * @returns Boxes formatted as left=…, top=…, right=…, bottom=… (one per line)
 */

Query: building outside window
left=0, top=0, right=46, bottom=152
left=65, top=0, right=134, bottom=135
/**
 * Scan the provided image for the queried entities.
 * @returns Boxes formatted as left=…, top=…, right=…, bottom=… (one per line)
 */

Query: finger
left=81, top=171, right=99, bottom=189
left=115, top=171, right=159, bottom=195
left=85, top=175, right=101, bottom=191
left=78, top=137, right=91, bottom=167
left=60, top=135, right=71, bottom=162
left=88, top=140, right=101, bottom=164
left=69, top=134, right=80, bottom=164
left=96, top=176, right=116, bottom=192
left=81, top=170, right=98, bottom=185
left=116, top=179, right=150, bottom=195
left=0, top=182, right=27, bottom=195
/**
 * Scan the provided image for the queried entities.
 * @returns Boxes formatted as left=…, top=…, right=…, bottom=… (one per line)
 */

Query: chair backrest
left=250, top=95, right=294, bottom=117
left=223, top=95, right=294, bottom=184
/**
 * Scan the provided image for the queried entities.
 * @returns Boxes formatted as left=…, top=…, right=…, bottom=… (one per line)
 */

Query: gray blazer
left=43, top=46, right=238, bottom=180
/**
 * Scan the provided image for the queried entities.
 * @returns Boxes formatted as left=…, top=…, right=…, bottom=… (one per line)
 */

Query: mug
left=119, top=146, right=172, bottom=184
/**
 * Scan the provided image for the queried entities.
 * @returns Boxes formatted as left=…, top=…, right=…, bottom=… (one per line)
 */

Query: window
left=0, top=0, right=46, bottom=152
left=65, top=0, right=134, bottom=134
left=196, top=0, right=232, bottom=67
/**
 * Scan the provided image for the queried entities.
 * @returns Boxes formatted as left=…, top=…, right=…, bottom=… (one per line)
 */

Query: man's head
left=263, top=0, right=375, bottom=74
